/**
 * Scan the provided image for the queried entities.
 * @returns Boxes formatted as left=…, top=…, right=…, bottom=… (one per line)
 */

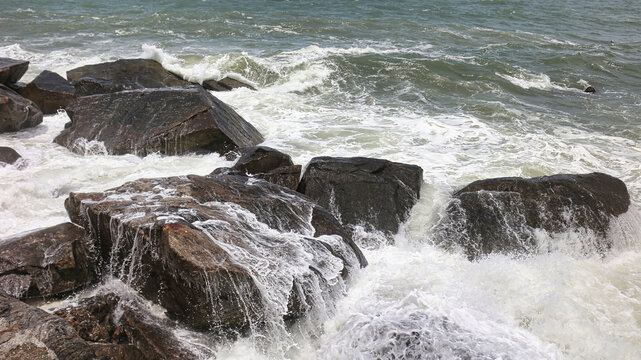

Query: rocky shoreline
left=0, top=57, right=633, bottom=359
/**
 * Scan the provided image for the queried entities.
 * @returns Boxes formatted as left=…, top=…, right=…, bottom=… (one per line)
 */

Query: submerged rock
left=54, top=85, right=264, bottom=156
left=298, top=157, right=423, bottom=237
left=65, top=174, right=366, bottom=333
left=584, top=86, right=596, bottom=93
left=0, top=223, right=95, bottom=299
left=203, top=77, right=256, bottom=91
left=0, top=84, right=43, bottom=133
left=0, top=147, right=21, bottom=165
left=0, top=58, right=29, bottom=85
left=229, top=146, right=301, bottom=190
left=66, top=59, right=190, bottom=92
left=0, top=290, right=95, bottom=359
left=436, top=172, right=630, bottom=259
left=17, top=70, right=76, bottom=114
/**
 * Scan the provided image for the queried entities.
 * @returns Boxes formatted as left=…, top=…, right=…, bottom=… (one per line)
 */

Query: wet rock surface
left=0, top=58, right=29, bottom=85
left=17, top=70, right=76, bottom=114
left=72, top=76, right=136, bottom=96
left=298, top=156, right=423, bottom=237
left=0, top=223, right=95, bottom=299
left=229, top=146, right=301, bottom=190
left=0, top=290, right=95, bottom=359
left=65, top=174, right=366, bottom=333
left=66, top=59, right=190, bottom=91
left=0, top=84, right=43, bottom=133
left=0, top=147, right=21, bottom=165
left=203, top=77, right=256, bottom=91
left=54, top=85, right=264, bottom=156
left=436, top=172, right=631, bottom=259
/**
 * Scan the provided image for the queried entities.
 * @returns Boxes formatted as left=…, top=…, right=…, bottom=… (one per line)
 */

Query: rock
left=203, top=77, right=256, bottom=91
left=0, top=223, right=95, bottom=299
left=6, top=82, right=26, bottom=92
left=55, top=293, right=198, bottom=360
left=0, top=290, right=95, bottom=359
left=54, top=85, right=264, bottom=156
left=65, top=174, right=366, bottom=333
left=0, top=147, right=21, bottom=165
left=0, top=58, right=29, bottom=85
left=584, top=86, right=596, bottom=93
left=436, top=173, right=630, bottom=259
left=298, top=157, right=423, bottom=236
left=0, top=84, right=43, bottom=133
left=72, top=76, right=138, bottom=97
left=17, top=70, right=75, bottom=114
left=66, top=59, right=190, bottom=92
left=229, top=146, right=301, bottom=190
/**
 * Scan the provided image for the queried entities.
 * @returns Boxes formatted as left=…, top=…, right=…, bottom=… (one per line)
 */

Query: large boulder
left=72, top=76, right=136, bottom=97
left=229, top=146, right=301, bottom=190
left=55, top=293, right=200, bottom=360
left=65, top=174, right=366, bottom=333
left=54, top=85, right=264, bottom=156
left=0, top=147, right=21, bottom=166
left=203, top=77, right=256, bottom=92
left=66, top=59, right=190, bottom=91
left=0, top=223, right=95, bottom=299
left=435, top=173, right=631, bottom=259
left=298, top=157, right=423, bottom=237
left=0, top=84, right=43, bottom=133
left=0, top=58, right=29, bottom=85
left=0, top=290, right=95, bottom=359
left=17, top=70, right=75, bottom=114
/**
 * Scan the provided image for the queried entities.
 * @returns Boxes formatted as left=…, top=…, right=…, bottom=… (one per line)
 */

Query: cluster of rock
left=0, top=56, right=633, bottom=358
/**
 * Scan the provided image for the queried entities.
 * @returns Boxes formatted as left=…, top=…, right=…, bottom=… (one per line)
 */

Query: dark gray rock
left=436, top=172, right=631, bottom=259
left=0, top=223, right=95, bottom=299
left=0, top=84, right=43, bottom=133
left=0, top=147, right=21, bottom=165
left=229, top=146, right=301, bottom=190
left=298, top=157, right=423, bottom=237
left=0, top=290, right=95, bottom=359
left=203, top=77, right=256, bottom=92
left=17, top=70, right=75, bottom=114
left=66, top=59, right=190, bottom=92
left=72, top=76, right=138, bottom=97
left=54, top=85, right=264, bottom=156
left=0, top=58, right=29, bottom=85
left=584, top=86, right=596, bottom=93
left=65, top=174, right=366, bottom=333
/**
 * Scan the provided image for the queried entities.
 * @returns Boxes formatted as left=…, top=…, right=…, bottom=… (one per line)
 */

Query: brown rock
left=0, top=223, right=95, bottom=299
left=0, top=84, right=43, bottom=133
left=0, top=58, right=29, bottom=85
left=54, top=85, right=264, bottom=156
left=72, top=76, right=137, bottom=97
left=17, top=70, right=75, bottom=114
left=203, top=76, right=256, bottom=91
left=0, top=147, right=21, bottom=165
left=228, top=146, right=301, bottom=190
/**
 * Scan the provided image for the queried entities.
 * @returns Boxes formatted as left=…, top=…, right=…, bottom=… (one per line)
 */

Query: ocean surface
left=2, top=1, right=641, bottom=359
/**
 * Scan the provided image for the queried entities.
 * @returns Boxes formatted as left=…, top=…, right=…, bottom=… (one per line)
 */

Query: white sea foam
left=497, top=69, right=581, bottom=92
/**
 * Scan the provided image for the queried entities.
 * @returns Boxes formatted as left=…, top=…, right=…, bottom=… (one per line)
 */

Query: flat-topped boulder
left=65, top=174, right=366, bottom=333
left=229, top=146, right=301, bottom=190
left=0, top=147, right=21, bottom=166
left=67, top=58, right=190, bottom=91
left=298, top=157, right=423, bottom=237
left=54, top=85, right=264, bottom=156
left=0, top=58, right=29, bottom=85
left=436, top=172, right=631, bottom=259
left=203, top=77, right=256, bottom=91
left=17, top=70, right=75, bottom=114
left=0, top=84, right=43, bottom=133
left=0, top=223, right=94, bottom=299
left=72, top=76, right=136, bottom=96
left=0, top=290, right=96, bottom=359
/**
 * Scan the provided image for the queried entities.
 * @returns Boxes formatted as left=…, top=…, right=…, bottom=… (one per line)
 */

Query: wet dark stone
left=17, top=70, right=76, bottom=114
left=72, top=76, right=138, bottom=97
left=203, top=76, right=256, bottom=91
left=0, top=84, right=43, bottom=133
left=65, top=174, right=366, bottom=333
left=66, top=59, right=190, bottom=92
left=54, top=85, right=264, bottom=156
left=0, top=223, right=95, bottom=299
left=0, top=147, right=21, bottom=165
left=584, top=86, right=596, bottom=93
left=229, top=146, right=301, bottom=190
left=436, top=172, right=631, bottom=259
left=0, top=58, right=29, bottom=85
left=298, top=157, right=423, bottom=237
